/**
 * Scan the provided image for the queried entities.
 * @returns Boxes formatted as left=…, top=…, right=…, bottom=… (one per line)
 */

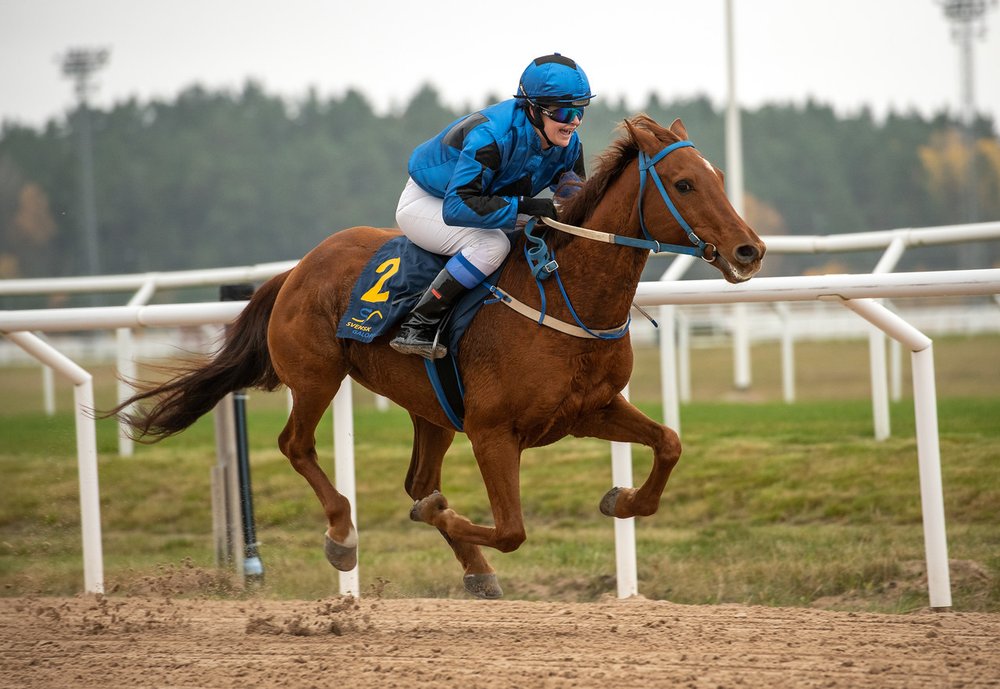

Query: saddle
left=336, top=235, right=500, bottom=430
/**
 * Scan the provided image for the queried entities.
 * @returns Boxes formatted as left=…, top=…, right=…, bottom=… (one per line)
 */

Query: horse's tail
left=108, top=270, right=291, bottom=442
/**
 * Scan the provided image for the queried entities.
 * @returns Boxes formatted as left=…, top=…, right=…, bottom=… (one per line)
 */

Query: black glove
left=518, top=196, right=557, bottom=220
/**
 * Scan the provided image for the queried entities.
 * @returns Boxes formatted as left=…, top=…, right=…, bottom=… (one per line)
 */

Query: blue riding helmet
left=516, top=53, right=595, bottom=106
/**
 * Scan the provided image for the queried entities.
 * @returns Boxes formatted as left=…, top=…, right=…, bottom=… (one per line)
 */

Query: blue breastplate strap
left=524, top=217, right=559, bottom=280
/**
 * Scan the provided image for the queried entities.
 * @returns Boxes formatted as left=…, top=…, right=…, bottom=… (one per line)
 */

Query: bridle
left=637, top=140, right=716, bottom=262
left=540, top=139, right=717, bottom=263
left=495, top=138, right=721, bottom=340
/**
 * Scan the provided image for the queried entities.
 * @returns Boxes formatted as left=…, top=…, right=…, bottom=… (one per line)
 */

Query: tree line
left=1, top=80, right=998, bottom=293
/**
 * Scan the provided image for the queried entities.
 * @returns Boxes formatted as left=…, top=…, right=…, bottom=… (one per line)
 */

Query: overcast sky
left=2, top=0, right=999, bottom=130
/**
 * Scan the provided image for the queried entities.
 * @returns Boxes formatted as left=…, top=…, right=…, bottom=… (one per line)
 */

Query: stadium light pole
left=60, top=48, right=109, bottom=279
left=937, top=1, right=996, bottom=249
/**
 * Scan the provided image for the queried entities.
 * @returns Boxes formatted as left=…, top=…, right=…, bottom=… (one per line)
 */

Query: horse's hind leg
left=278, top=373, right=358, bottom=571
left=410, top=428, right=527, bottom=553
left=405, top=414, right=502, bottom=599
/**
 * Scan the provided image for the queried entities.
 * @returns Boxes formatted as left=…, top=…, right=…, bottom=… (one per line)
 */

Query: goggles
left=538, top=104, right=585, bottom=124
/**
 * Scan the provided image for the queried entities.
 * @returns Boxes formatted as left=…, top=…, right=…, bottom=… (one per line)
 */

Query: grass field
left=1, top=335, right=997, bottom=612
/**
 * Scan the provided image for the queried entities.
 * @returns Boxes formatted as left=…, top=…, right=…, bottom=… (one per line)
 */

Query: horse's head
left=623, top=115, right=765, bottom=283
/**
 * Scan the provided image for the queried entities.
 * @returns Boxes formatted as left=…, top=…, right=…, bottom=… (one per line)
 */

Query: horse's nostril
left=735, top=244, right=759, bottom=265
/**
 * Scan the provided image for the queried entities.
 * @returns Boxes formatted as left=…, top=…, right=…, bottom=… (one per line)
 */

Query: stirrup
left=390, top=328, right=447, bottom=360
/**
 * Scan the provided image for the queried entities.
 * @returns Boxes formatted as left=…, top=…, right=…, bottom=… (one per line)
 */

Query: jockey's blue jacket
left=407, top=99, right=585, bottom=230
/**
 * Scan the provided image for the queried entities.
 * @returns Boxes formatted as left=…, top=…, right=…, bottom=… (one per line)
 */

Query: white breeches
left=395, top=177, right=513, bottom=285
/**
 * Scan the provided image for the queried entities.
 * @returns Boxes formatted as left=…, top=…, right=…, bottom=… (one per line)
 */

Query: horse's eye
left=675, top=180, right=694, bottom=194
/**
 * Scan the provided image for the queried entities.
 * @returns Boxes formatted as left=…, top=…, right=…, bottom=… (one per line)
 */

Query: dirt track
left=2, top=594, right=998, bottom=688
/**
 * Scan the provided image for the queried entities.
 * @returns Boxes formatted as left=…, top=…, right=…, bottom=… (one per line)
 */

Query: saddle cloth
left=336, top=235, right=498, bottom=430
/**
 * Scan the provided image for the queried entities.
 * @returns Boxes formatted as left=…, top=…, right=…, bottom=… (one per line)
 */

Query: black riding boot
left=390, top=268, right=467, bottom=359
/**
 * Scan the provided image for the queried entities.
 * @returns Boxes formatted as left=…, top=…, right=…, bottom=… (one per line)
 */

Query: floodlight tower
left=60, top=48, right=109, bottom=277
left=937, top=0, right=996, bottom=225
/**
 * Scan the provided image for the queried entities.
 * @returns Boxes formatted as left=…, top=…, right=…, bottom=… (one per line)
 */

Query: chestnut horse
left=112, top=115, right=764, bottom=598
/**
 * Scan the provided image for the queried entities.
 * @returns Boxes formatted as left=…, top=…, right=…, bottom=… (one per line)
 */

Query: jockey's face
left=534, top=106, right=581, bottom=149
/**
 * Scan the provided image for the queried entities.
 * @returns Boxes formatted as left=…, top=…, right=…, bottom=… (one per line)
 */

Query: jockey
left=391, top=53, right=595, bottom=360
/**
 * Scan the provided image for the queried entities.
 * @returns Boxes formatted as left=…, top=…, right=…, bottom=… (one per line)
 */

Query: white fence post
left=910, top=345, right=952, bottom=609
left=658, top=305, right=681, bottom=435
left=115, top=327, right=135, bottom=457
left=6, top=331, right=104, bottom=594
left=732, top=303, right=752, bottom=390
left=333, top=383, right=359, bottom=597
left=839, top=298, right=951, bottom=609
left=868, top=326, right=892, bottom=440
left=773, top=302, right=796, bottom=403
left=677, top=310, right=692, bottom=403
left=115, top=278, right=158, bottom=458
left=611, top=384, right=638, bottom=598
left=42, top=353, right=55, bottom=415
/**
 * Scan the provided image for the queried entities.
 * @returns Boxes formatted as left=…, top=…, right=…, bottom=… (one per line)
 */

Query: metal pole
left=60, top=48, right=109, bottom=285
left=76, top=103, right=101, bottom=278
left=233, top=389, right=264, bottom=583
left=221, top=284, right=263, bottom=584
left=939, top=0, right=996, bottom=264
left=724, top=0, right=745, bottom=217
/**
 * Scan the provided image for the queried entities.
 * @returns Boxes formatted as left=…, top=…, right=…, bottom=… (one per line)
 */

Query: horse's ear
left=669, top=118, right=689, bottom=140
left=623, top=117, right=661, bottom=153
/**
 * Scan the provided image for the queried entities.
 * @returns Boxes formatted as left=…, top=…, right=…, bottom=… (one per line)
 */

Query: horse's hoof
left=600, top=487, right=623, bottom=517
left=324, top=527, right=358, bottom=571
left=464, top=572, right=503, bottom=600
left=410, top=490, right=448, bottom=523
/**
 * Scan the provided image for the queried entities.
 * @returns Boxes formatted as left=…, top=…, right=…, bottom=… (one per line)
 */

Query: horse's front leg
left=404, top=414, right=502, bottom=599
left=410, top=429, right=526, bottom=554
left=569, top=393, right=681, bottom=518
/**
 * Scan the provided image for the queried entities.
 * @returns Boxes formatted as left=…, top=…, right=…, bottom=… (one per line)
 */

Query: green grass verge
left=0, top=337, right=997, bottom=612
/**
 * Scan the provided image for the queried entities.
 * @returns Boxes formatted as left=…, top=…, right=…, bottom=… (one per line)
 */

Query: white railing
left=4, top=221, right=999, bottom=448
left=0, top=261, right=297, bottom=457
left=656, top=220, right=1000, bottom=439
left=2, top=220, right=998, bottom=605
left=4, top=268, right=1000, bottom=608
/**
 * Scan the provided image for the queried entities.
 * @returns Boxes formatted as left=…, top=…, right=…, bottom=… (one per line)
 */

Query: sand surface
left=3, top=594, right=999, bottom=688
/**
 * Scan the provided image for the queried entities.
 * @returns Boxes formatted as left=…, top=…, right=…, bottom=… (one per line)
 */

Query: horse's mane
left=557, top=114, right=668, bottom=229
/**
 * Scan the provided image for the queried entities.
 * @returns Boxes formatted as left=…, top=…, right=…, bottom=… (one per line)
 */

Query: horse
left=109, top=115, right=765, bottom=599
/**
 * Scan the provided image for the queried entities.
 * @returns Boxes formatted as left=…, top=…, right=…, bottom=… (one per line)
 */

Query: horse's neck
left=506, top=195, right=647, bottom=330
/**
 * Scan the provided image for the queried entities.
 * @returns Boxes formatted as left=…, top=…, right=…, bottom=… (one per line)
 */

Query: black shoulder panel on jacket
left=442, top=112, right=488, bottom=149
